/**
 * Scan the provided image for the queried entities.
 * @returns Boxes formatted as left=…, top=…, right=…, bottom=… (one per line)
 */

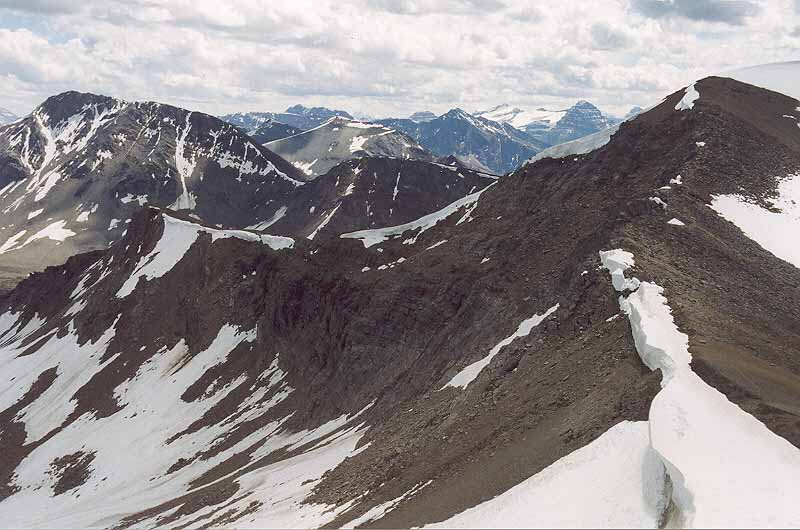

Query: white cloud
left=0, top=0, right=796, bottom=119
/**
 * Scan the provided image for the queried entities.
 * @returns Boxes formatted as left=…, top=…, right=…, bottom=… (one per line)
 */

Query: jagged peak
left=569, top=100, right=601, bottom=111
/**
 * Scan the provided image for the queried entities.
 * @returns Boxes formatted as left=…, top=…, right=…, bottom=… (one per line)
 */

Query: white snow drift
left=117, top=214, right=293, bottom=297
left=710, top=173, right=800, bottom=269
left=443, top=304, right=558, bottom=389
left=428, top=249, right=800, bottom=529
left=425, top=421, right=667, bottom=529
left=675, top=83, right=700, bottom=111
left=0, top=310, right=373, bottom=529
left=341, top=184, right=494, bottom=248
left=600, top=248, right=800, bottom=528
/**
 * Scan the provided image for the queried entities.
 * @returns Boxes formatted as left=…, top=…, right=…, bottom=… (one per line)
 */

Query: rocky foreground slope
left=0, top=77, right=799, bottom=528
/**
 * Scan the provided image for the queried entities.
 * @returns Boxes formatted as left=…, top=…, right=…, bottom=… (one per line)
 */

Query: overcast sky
left=0, top=0, right=798, bottom=119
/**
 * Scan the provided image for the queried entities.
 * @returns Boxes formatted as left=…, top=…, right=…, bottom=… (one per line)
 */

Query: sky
left=0, top=0, right=798, bottom=120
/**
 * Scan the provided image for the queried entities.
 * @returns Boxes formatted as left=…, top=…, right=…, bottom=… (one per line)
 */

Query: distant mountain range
left=409, top=111, right=437, bottom=122
left=377, top=109, right=548, bottom=174
left=0, top=93, right=494, bottom=288
left=221, top=104, right=353, bottom=132
left=0, top=107, right=18, bottom=125
left=222, top=100, right=632, bottom=175
left=475, top=101, right=624, bottom=146
left=474, top=103, right=567, bottom=130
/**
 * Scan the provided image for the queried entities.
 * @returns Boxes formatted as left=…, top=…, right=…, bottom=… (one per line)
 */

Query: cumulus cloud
left=0, top=0, right=796, bottom=119
left=630, top=0, right=761, bottom=25
left=0, top=0, right=86, bottom=14
left=367, top=0, right=507, bottom=15
left=589, top=21, right=634, bottom=49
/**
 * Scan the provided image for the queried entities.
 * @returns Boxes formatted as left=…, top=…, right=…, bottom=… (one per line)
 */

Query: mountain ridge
left=0, top=90, right=305, bottom=288
left=265, top=116, right=435, bottom=178
left=377, top=109, right=547, bottom=174
left=1, top=76, right=799, bottom=527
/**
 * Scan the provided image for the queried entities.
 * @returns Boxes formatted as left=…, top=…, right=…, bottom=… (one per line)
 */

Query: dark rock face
left=221, top=105, right=354, bottom=132
left=266, top=157, right=497, bottom=240
left=0, top=91, right=305, bottom=286
left=378, top=109, right=548, bottom=174
left=0, top=78, right=799, bottom=528
left=249, top=120, right=304, bottom=143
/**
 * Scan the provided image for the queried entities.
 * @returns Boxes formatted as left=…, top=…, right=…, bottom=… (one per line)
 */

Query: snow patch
left=292, top=159, right=318, bottom=176
left=528, top=125, right=619, bottom=164
left=709, top=173, right=800, bottom=269
left=26, top=208, right=44, bottom=220
left=600, top=248, right=800, bottom=528
left=1, top=220, right=76, bottom=254
left=120, top=193, right=148, bottom=206
left=117, top=215, right=293, bottom=297
left=444, top=304, right=558, bottom=389
left=341, top=184, right=494, bottom=248
left=349, top=136, right=368, bottom=153
left=169, top=112, right=197, bottom=211
left=308, top=203, right=341, bottom=240
left=675, top=83, right=699, bottom=111
left=344, top=481, right=432, bottom=528
left=424, top=421, right=666, bottom=529
left=246, top=206, right=288, bottom=231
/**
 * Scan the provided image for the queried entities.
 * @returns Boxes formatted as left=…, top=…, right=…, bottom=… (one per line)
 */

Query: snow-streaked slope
left=443, top=303, right=559, bottom=389
left=0, top=308, right=371, bottom=529
left=117, top=212, right=293, bottom=297
left=723, top=61, right=800, bottom=101
left=527, top=124, right=620, bottom=163
left=266, top=117, right=432, bottom=178
left=675, top=83, right=700, bottom=111
left=474, top=104, right=567, bottom=130
left=340, top=183, right=495, bottom=248
left=600, top=249, right=800, bottom=529
left=262, top=157, right=496, bottom=242
left=0, top=91, right=304, bottom=284
left=424, top=421, right=667, bottom=529
left=710, top=173, right=800, bottom=269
